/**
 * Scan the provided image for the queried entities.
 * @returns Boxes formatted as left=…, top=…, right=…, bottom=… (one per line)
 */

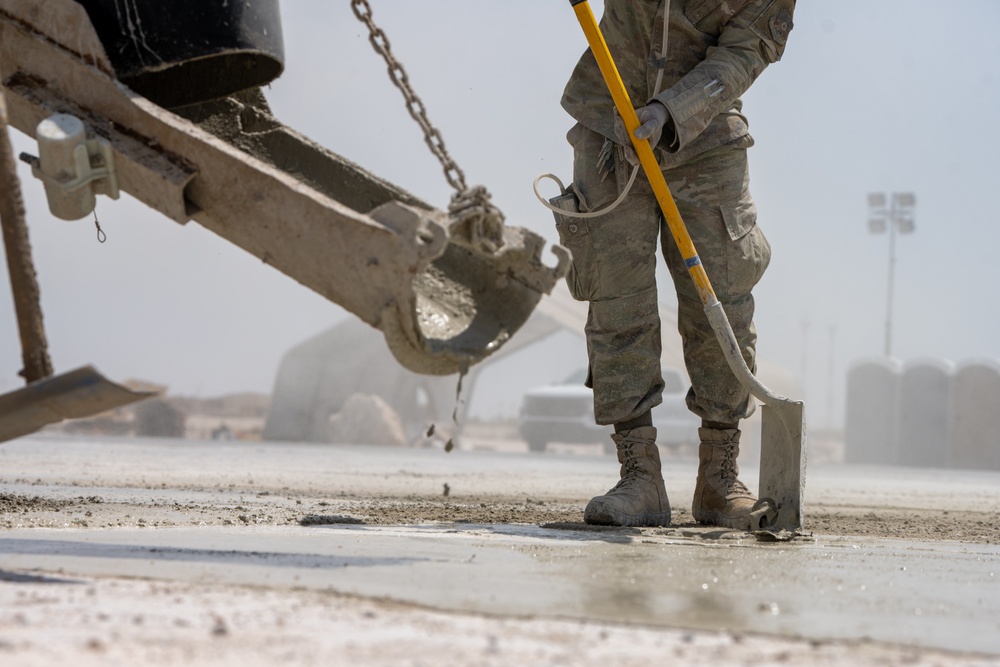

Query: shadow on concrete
left=0, top=568, right=84, bottom=584
left=0, top=538, right=429, bottom=570
left=298, top=514, right=366, bottom=526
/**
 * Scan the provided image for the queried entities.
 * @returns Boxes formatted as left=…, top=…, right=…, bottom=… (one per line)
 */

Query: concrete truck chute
left=0, top=0, right=568, bottom=441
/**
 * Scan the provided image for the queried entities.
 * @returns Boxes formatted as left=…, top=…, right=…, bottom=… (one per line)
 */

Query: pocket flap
left=720, top=191, right=758, bottom=241
left=684, top=0, right=727, bottom=25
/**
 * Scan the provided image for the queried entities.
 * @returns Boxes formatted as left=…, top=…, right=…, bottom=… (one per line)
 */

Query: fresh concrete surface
left=1, top=434, right=999, bottom=666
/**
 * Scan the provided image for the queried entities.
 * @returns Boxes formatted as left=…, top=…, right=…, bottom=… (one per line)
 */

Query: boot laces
left=609, top=440, right=652, bottom=493
left=720, top=446, right=752, bottom=497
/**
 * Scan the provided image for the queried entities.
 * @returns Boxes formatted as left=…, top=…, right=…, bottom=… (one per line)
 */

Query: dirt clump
left=0, top=493, right=86, bottom=513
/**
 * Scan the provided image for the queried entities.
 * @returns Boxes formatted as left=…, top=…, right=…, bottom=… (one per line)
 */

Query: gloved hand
left=612, top=101, right=671, bottom=166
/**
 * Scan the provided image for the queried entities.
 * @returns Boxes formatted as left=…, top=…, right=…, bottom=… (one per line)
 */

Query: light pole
left=800, top=319, right=809, bottom=403
left=826, top=323, right=836, bottom=431
left=867, top=192, right=916, bottom=357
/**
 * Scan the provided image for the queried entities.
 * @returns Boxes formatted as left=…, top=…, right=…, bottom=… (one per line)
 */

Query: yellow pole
left=569, top=0, right=717, bottom=307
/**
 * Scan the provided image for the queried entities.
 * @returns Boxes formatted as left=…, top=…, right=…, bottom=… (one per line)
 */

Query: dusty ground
left=1, top=435, right=999, bottom=666
left=0, top=491, right=997, bottom=545
left=2, top=486, right=997, bottom=544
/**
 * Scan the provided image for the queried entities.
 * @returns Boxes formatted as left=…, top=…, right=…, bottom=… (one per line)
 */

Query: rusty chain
left=350, top=0, right=468, bottom=194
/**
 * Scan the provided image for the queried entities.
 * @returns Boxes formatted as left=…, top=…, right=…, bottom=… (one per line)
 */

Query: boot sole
left=692, top=508, right=750, bottom=531
left=584, top=506, right=671, bottom=527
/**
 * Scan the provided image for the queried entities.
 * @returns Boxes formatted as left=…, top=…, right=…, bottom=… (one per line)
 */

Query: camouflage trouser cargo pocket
left=551, top=191, right=601, bottom=302
left=720, top=189, right=771, bottom=298
left=661, top=148, right=767, bottom=423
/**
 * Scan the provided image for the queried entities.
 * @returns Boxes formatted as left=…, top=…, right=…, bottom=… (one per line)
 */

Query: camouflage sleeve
left=652, top=0, right=795, bottom=153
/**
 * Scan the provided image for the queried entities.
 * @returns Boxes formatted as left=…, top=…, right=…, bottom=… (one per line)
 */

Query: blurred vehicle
left=518, top=367, right=700, bottom=453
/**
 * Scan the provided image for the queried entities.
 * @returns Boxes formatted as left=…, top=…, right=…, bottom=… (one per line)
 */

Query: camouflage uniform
left=558, top=0, right=794, bottom=427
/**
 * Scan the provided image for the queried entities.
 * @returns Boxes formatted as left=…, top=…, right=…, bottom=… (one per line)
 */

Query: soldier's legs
left=559, top=123, right=664, bottom=427
left=659, top=140, right=772, bottom=529
left=660, top=141, right=770, bottom=424
left=558, top=123, right=669, bottom=527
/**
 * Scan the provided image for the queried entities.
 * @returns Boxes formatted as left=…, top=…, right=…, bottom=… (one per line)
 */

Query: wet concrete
left=1, top=521, right=997, bottom=654
left=1, top=434, right=999, bottom=658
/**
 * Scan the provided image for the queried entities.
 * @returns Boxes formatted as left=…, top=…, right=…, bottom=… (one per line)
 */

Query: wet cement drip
left=423, top=365, right=469, bottom=457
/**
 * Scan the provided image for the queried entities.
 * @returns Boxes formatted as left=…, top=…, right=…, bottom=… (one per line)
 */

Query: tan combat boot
left=584, top=426, right=671, bottom=527
left=692, top=427, right=757, bottom=529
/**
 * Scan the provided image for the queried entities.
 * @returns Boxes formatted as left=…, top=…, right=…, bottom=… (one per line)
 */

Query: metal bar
left=0, top=88, right=52, bottom=383
left=885, top=195, right=898, bottom=357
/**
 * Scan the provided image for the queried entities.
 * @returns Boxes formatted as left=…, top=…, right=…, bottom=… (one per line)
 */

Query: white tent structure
left=263, top=281, right=607, bottom=443
left=263, top=281, right=796, bottom=445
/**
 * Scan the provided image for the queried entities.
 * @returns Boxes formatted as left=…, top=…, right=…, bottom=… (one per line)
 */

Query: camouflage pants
left=555, top=123, right=771, bottom=425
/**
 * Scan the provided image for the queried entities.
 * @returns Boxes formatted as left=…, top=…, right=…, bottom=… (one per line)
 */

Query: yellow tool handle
left=569, top=0, right=718, bottom=307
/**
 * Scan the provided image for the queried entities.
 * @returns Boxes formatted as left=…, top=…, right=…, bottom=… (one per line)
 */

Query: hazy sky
left=2, top=1, right=999, bottom=426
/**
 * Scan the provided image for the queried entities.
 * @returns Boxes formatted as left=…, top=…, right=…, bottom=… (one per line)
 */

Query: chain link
left=351, top=0, right=468, bottom=194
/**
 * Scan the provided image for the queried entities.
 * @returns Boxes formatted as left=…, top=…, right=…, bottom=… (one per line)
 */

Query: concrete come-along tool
left=568, top=0, right=806, bottom=535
